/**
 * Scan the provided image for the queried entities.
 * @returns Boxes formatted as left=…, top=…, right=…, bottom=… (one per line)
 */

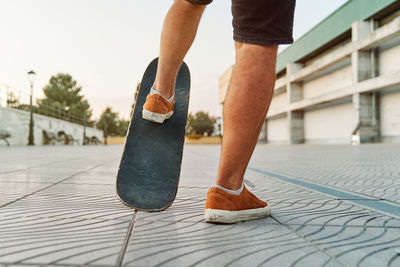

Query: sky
left=0, top=0, right=348, bottom=120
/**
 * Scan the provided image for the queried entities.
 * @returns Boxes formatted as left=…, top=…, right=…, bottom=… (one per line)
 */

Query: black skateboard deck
left=116, top=58, right=190, bottom=211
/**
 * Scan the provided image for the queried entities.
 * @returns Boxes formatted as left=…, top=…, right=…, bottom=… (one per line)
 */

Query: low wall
left=0, top=106, right=103, bottom=146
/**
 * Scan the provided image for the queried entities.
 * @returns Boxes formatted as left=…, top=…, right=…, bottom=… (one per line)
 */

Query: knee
left=235, top=42, right=277, bottom=54
left=174, top=0, right=207, bottom=11
left=235, top=42, right=278, bottom=64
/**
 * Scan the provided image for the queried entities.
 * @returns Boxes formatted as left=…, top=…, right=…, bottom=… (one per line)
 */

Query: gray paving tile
left=0, top=183, right=134, bottom=220
left=0, top=216, right=130, bottom=266
left=122, top=220, right=338, bottom=267
left=250, top=144, right=400, bottom=205
left=294, top=225, right=400, bottom=266
left=61, top=175, right=116, bottom=185
left=0, top=173, right=64, bottom=183
left=0, top=198, right=133, bottom=221
left=0, top=182, right=51, bottom=207
left=0, top=182, right=49, bottom=194
left=1, top=144, right=400, bottom=266
left=272, top=201, right=400, bottom=227
left=135, top=198, right=205, bottom=223
left=175, top=186, right=208, bottom=201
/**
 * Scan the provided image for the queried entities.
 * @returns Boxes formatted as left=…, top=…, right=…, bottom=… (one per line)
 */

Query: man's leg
left=153, top=0, right=206, bottom=99
left=216, top=43, right=278, bottom=190
left=204, top=0, right=294, bottom=223
left=204, top=43, right=277, bottom=223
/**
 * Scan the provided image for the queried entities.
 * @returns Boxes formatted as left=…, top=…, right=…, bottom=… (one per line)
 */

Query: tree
left=187, top=111, right=216, bottom=136
left=6, top=92, right=19, bottom=108
left=116, top=118, right=130, bottom=136
left=37, top=73, right=92, bottom=124
left=186, top=113, right=194, bottom=135
left=97, top=107, right=118, bottom=144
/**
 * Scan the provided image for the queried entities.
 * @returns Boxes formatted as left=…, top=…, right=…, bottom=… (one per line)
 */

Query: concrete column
left=258, top=119, right=268, bottom=143
left=352, top=92, right=380, bottom=143
left=288, top=110, right=304, bottom=144
left=352, top=21, right=372, bottom=82
left=286, top=63, right=305, bottom=144
left=287, top=63, right=304, bottom=103
left=352, top=20, right=379, bottom=82
left=351, top=20, right=380, bottom=143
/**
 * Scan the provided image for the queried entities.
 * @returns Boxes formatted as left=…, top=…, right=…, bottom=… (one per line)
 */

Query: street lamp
left=82, top=112, right=87, bottom=145
left=27, top=70, right=36, bottom=146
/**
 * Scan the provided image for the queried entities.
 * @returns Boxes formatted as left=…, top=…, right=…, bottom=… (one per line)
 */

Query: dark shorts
left=185, top=0, right=296, bottom=45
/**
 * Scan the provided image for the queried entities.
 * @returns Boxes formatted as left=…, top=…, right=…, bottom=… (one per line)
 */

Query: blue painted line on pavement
left=248, top=167, right=400, bottom=219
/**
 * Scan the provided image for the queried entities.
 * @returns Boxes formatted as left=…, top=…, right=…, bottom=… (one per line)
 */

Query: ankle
left=150, top=87, right=174, bottom=102
left=152, top=83, right=174, bottom=99
left=216, top=179, right=243, bottom=191
left=215, top=181, right=244, bottom=195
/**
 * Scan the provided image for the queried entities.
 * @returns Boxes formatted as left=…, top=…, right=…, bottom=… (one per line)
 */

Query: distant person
left=142, top=0, right=295, bottom=223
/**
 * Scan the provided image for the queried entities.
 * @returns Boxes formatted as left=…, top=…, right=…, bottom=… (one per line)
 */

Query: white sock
left=215, top=181, right=244, bottom=195
left=150, top=87, right=174, bottom=102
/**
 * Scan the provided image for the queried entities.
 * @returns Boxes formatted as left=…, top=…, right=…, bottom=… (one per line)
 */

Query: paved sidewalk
left=0, top=144, right=399, bottom=266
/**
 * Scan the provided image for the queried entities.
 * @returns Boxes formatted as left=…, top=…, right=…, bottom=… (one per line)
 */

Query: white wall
left=380, top=89, right=400, bottom=141
left=379, top=37, right=400, bottom=76
left=303, top=64, right=353, bottom=99
left=267, top=116, right=288, bottom=144
left=0, top=107, right=103, bottom=146
left=304, top=101, right=355, bottom=144
left=269, top=91, right=287, bottom=115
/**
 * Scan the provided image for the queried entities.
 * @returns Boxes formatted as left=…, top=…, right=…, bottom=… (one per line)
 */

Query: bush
left=185, top=134, right=203, bottom=140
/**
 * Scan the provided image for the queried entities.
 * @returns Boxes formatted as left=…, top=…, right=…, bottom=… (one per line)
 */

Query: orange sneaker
left=204, top=184, right=270, bottom=223
left=142, top=91, right=174, bottom=123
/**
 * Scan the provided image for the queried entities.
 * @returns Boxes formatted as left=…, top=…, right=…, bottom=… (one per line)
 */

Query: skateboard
left=116, top=58, right=190, bottom=211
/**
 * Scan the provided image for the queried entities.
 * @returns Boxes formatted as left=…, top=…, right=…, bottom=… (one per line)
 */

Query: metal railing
left=0, top=82, right=90, bottom=126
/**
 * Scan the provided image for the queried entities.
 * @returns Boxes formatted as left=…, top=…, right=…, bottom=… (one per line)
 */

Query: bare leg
left=216, top=42, right=278, bottom=190
left=153, top=0, right=205, bottom=98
